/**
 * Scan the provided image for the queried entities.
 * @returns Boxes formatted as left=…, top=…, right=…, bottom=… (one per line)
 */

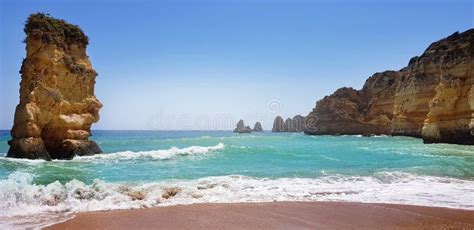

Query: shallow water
left=0, top=130, right=473, bottom=228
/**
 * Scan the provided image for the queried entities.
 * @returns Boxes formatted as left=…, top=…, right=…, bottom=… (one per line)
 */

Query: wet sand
left=47, top=202, right=474, bottom=230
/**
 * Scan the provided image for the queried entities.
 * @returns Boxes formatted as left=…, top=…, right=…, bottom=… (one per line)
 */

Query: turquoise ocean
left=0, top=130, right=473, bottom=228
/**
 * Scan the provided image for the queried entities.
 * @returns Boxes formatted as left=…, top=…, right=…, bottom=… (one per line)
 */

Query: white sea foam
left=69, top=143, right=225, bottom=161
left=0, top=157, right=47, bottom=165
left=1, top=171, right=473, bottom=228
left=0, top=144, right=225, bottom=165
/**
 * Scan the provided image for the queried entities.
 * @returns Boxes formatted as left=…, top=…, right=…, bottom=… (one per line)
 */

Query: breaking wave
left=1, top=171, right=473, bottom=229
left=0, top=143, right=225, bottom=166
left=70, top=143, right=225, bottom=161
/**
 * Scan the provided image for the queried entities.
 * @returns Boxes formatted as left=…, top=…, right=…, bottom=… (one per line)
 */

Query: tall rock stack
left=253, top=122, right=263, bottom=132
left=272, top=116, right=285, bottom=132
left=283, top=118, right=292, bottom=132
left=7, top=13, right=102, bottom=160
left=292, top=115, right=306, bottom=132
left=304, top=29, right=474, bottom=145
left=233, top=120, right=252, bottom=133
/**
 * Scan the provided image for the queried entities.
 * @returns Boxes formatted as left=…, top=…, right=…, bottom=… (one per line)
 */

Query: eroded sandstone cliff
left=305, top=71, right=400, bottom=135
left=304, top=29, right=473, bottom=145
left=7, top=13, right=102, bottom=160
left=417, top=32, right=473, bottom=144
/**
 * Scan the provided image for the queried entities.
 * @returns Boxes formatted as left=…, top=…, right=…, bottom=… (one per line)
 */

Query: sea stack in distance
left=272, top=115, right=306, bottom=132
left=233, top=120, right=252, bottom=133
left=304, top=29, right=473, bottom=145
left=272, top=116, right=284, bottom=132
left=7, top=13, right=102, bottom=160
left=292, top=115, right=306, bottom=132
left=253, top=122, right=263, bottom=132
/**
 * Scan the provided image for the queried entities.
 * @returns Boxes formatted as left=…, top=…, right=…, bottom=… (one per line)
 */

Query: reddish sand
left=47, top=202, right=474, bottom=230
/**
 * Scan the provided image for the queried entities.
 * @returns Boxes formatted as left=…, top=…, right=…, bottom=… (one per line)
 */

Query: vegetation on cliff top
left=24, top=13, right=88, bottom=46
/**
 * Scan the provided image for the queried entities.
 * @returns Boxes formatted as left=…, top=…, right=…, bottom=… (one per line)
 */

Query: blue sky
left=1, top=0, right=472, bottom=130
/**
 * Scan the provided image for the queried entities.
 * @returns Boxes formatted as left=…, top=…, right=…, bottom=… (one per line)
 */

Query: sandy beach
left=46, top=202, right=474, bottom=229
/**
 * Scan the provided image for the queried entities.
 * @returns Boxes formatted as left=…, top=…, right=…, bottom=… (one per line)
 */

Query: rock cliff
left=304, top=29, right=474, bottom=145
left=7, top=13, right=102, bottom=160
left=304, top=71, right=400, bottom=135
left=414, top=31, right=473, bottom=144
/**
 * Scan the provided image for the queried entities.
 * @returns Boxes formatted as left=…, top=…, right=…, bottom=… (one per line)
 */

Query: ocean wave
left=0, top=143, right=225, bottom=165
left=1, top=171, right=473, bottom=228
left=0, top=156, right=47, bottom=165
left=69, top=143, right=225, bottom=161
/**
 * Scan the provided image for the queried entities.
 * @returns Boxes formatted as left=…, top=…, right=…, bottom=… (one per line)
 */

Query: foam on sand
left=1, top=171, right=473, bottom=228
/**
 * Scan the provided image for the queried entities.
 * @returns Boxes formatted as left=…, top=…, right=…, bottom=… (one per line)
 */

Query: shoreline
left=46, top=202, right=474, bottom=229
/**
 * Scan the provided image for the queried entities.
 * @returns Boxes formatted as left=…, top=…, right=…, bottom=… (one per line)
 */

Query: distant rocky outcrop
left=292, top=115, right=306, bottom=132
left=7, top=13, right=102, bottom=160
left=233, top=120, right=252, bottom=133
left=253, top=122, right=263, bottom=132
left=272, top=116, right=285, bottom=132
left=272, top=115, right=306, bottom=132
left=304, top=29, right=474, bottom=145
left=283, top=118, right=292, bottom=132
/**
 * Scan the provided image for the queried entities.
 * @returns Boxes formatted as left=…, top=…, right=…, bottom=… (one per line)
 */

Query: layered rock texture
left=233, top=120, right=252, bottom=133
left=415, top=32, right=473, bottom=144
left=304, top=72, right=399, bottom=135
left=272, top=115, right=306, bottom=132
left=7, top=13, right=102, bottom=160
left=304, top=29, right=474, bottom=145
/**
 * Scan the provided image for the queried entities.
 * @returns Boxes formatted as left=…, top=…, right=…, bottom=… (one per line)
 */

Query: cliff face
left=391, top=32, right=468, bottom=137
left=420, top=32, right=474, bottom=144
left=304, top=29, right=474, bottom=145
left=393, top=30, right=473, bottom=144
left=7, top=13, right=102, bottom=160
left=305, top=71, right=400, bottom=135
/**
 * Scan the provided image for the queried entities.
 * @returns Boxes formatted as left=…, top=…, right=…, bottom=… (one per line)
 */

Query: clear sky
left=1, top=0, right=472, bottom=130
